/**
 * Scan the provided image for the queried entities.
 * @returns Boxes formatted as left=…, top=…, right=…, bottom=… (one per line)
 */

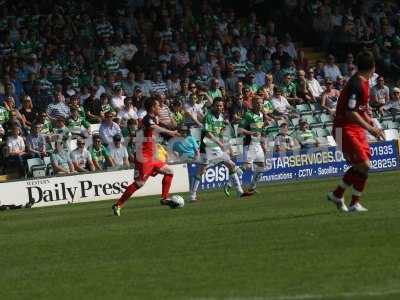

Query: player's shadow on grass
left=218, top=211, right=337, bottom=225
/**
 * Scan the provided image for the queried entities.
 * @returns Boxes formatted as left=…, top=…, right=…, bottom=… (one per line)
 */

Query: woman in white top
left=117, top=97, right=138, bottom=128
left=6, top=125, right=27, bottom=177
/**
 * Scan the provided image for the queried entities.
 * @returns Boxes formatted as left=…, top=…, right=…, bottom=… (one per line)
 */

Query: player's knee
left=354, top=161, right=370, bottom=175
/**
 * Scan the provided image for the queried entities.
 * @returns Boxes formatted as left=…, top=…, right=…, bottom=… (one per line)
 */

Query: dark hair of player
left=144, top=97, right=158, bottom=112
left=356, top=51, right=375, bottom=72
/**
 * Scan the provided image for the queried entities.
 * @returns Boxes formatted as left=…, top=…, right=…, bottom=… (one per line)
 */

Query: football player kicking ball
left=190, top=98, right=253, bottom=201
left=225, top=96, right=267, bottom=195
left=112, top=97, right=180, bottom=216
left=327, top=51, right=385, bottom=212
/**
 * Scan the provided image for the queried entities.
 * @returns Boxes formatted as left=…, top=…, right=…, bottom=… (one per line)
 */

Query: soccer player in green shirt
left=189, top=98, right=253, bottom=201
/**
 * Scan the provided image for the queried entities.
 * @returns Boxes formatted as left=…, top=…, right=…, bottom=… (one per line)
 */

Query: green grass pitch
left=1, top=171, right=400, bottom=300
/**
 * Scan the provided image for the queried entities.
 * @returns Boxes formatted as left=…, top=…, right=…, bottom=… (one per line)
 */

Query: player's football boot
left=326, top=192, right=348, bottom=212
left=112, top=204, right=121, bottom=216
left=160, top=198, right=180, bottom=209
left=239, top=191, right=254, bottom=198
left=348, top=202, right=368, bottom=212
left=223, top=184, right=231, bottom=197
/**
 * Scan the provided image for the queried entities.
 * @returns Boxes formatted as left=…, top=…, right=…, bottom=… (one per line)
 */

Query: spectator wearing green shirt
left=67, top=108, right=91, bottom=138
left=280, top=73, right=302, bottom=105
left=207, top=78, right=222, bottom=101
left=294, top=119, right=319, bottom=150
left=89, top=135, right=115, bottom=171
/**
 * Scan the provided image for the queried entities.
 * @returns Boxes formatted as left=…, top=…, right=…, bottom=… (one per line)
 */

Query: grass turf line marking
left=192, top=289, right=400, bottom=300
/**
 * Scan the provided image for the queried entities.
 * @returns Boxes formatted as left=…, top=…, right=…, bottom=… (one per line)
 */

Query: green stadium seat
left=296, top=104, right=312, bottom=115
left=382, top=120, right=398, bottom=130
left=302, top=114, right=323, bottom=128
left=26, top=158, right=46, bottom=178
left=313, top=127, right=330, bottom=137
left=319, top=113, right=334, bottom=125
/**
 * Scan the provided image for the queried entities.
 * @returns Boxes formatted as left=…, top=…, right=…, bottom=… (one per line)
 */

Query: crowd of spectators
left=0, top=0, right=399, bottom=179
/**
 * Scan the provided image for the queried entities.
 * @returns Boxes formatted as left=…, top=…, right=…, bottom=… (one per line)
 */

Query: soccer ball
left=170, top=195, right=185, bottom=208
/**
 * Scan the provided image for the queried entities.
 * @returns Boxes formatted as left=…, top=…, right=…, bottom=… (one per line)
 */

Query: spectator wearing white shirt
left=306, top=68, right=324, bottom=99
left=370, top=76, right=390, bottom=109
left=109, top=134, right=129, bottom=168
left=274, top=122, right=299, bottom=152
left=117, top=97, right=138, bottom=128
left=379, top=87, right=400, bottom=115
left=323, top=54, right=342, bottom=81
left=320, top=79, right=340, bottom=116
left=184, top=93, right=204, bottom=128
left=120, top=33, right=138, bottom=62
left=99, top=111, right=123, bottom=146
left=111, top=86, right=126, bottom=112
left=271, top=86, right=296, bottom=119
left=6, top=125, right=27, bottom=176
left=70, top=137, right=95, bottom=173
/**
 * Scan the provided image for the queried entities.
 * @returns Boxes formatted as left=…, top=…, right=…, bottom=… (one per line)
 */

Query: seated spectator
left=53, top=117, right=71, bottom=143
left=379, top=87, right=400, bottom=115
left=306, top=68, right=324, bottom=100
left=110, top=86, right=126, bottom=112
left=171, top=125, right=200, bottom=161
left=99, top=93, right=115, bottom=120
left=0, top=104, right=9, bottom=128
left=183, top=94, right=204, bottom=128
left=370, top=76, right=390, bottom=109
left=26, top=122, right=47, bottom=158
left=70, top=137, right=95, bottom=173
left=19, top=96, right=37, bottom=129
left=171, top=100, right=185, bottom=128
left=68, top=95, right=86, bottom=119
left=323, top=54, right=342, bottom=81
left=274, top=122, right=298, bottom=152
left=295, top=50, right=309, bottom=71
left=294, top=119, right=319, bottom=150
left=4, top=109, right=23, bottom=134
left=83, top=90, right=102, bottom=123
left=99, top=111, right=123, bottom=146
left=117, top=97, right=138, bottom=128
left=156, top=93, right=176, bottom=130
left=108, top=134, right=129, bottom=168
left=3, top=96, right=25, bottom=128
left=280, top=73, right=302, bottom=105
left=320, top=79, right=340, bottom=115
left=313, top=60, right=325, bottom=84
left=47, top=91, right=70, bottom=121
left=67, top=108, right=91, bottom=138
left=271, top=87, right=297, bottom=120
left=35, top=111, right=53, bottom=136
left=89, top=135, right=115, bottom=171
left=150, top=70, right=168, bottom=95
left=297, top=78, right=316, bottom=104
left=5, top=125, right=27, bottom=177
left=51, top=140, right=76, bottom=175
left=208, top=78, right=223, bottom=101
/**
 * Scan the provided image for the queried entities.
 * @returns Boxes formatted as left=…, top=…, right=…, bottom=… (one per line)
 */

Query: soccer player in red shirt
left=327, top=51, right=385, bottom=212
left=112, top=97, right=180, bottom=216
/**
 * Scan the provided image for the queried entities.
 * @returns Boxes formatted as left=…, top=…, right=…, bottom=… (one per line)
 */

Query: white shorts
left=243, top=143, right=265, bottom=164
left=200, top=147, right=232, bottom=166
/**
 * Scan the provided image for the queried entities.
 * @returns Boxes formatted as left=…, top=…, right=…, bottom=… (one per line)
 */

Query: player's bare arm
left=345, top=110, right=384, bottom=140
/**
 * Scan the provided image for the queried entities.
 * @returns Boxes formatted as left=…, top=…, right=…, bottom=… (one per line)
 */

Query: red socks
left=333, top=167, right=368, bottom=204
left=117, top=182, right=140, bottom=207
left=162, top=174, right=174, bottom=200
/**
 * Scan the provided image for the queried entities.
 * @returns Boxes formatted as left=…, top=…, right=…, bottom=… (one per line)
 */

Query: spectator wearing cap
left=89, top=134, right=115, bottom=171
left=323, top=54, right=342, bottom=81
left=295, top=119, right=319, bottom=150
left=99, top=111, right=123, bottom=146
left=110, top=86, right=126, bottom=112
left=47, top=91, right=70, bottom=121
left=5, top=125, right=27, bottom=177
left=108, top=134, right=129, bottom=168
left=171, top=125, right=200, bottom=161
left=51, top=140, right=76, bottom=175
left=70, top=137, right=95, bottom=173
left=320, top=79, right=340, bottom=116
left=379, top=88, right=400, bottom=115
left=26, top=122, right=47, bottom=158
left=370, top=76, right=390, bottom=109
left=274, top=122, right=298, bottom=152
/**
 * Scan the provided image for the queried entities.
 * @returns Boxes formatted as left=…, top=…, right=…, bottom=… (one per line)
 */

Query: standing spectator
left=99, top=111, right=123, bottom=146
left=370, top=76, right=390, bottom=109
left=108, top=134, right=129, bottom=168
left=323, top=54, right=342, bottom=81
left=70, top=137, right=95, bottom=173
left=90, top=135, right=115, bottom=171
